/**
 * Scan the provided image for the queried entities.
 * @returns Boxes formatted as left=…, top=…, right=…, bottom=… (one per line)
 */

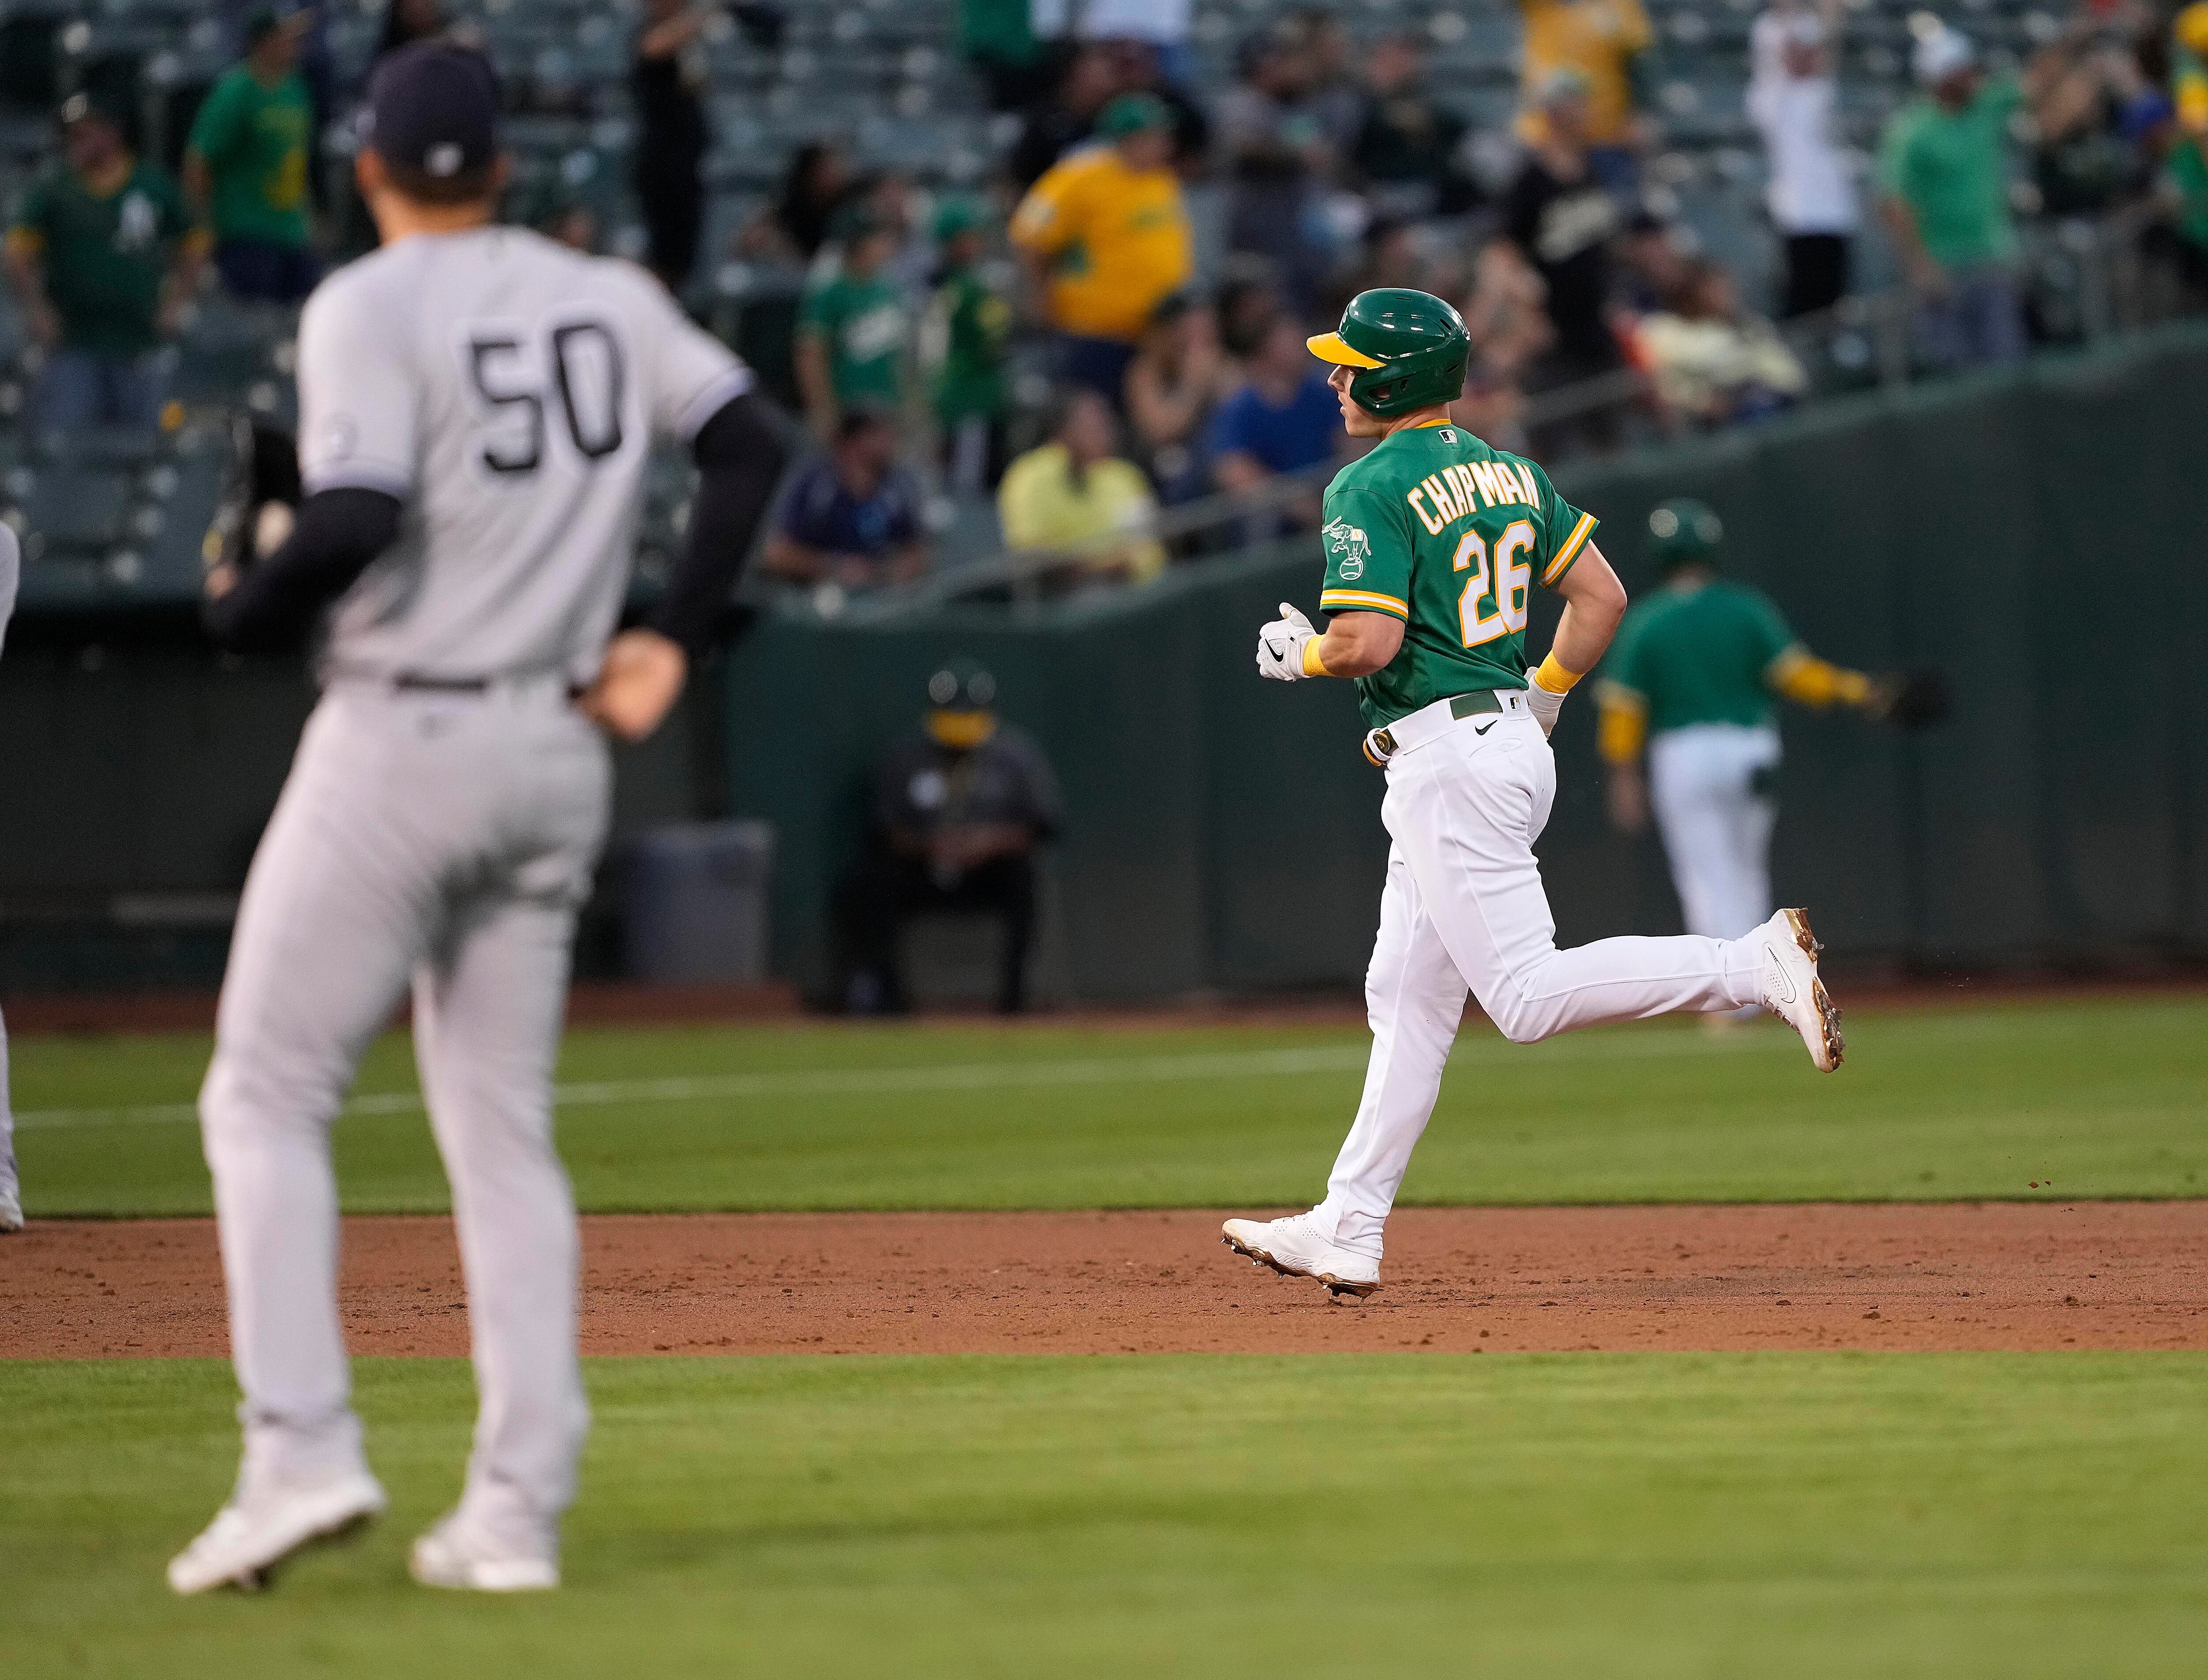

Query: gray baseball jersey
left=297, top=225, right=750, bottom=685
left=0, top=522, right=17, bottom=655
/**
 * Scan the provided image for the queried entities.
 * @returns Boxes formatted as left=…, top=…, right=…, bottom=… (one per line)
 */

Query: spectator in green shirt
left=926, top=197, right=1014, bottom=494
left=1879, top=23, right=2079, bottom=372
left=794, top=203, right=911, bottom=441
left=2162, top=132, right=2208, bottom=303
left=5, top=94, right=207, bottom=430
left=184, top=9, right=321, bottom=304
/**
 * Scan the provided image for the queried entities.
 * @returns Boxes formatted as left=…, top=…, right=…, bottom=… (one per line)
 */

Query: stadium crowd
left=3, top=0, right=2207, bottom=603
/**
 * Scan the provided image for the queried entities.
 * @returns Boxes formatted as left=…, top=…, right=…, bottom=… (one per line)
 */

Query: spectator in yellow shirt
left=1009, top=92, right=1191, bottom=403
left=1514, top=0, right=1656, bottom=194
left=998, top=389, right=1168, bottom=586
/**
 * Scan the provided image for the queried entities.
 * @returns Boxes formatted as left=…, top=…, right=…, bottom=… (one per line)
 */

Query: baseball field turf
left=4, top=994, right=2205, bottom=1675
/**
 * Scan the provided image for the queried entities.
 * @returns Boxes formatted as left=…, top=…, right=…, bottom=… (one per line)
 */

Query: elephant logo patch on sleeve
left=1324, top=517, right=1371, bottom=581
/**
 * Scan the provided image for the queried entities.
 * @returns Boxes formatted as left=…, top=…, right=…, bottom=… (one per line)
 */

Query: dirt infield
left=4, top=1202, right=2204, bottom=1358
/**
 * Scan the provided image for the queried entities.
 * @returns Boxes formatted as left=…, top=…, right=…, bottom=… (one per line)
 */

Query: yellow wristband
left=1301, top=636, right=1330, bottom=677
left=1532, top=653, right=1584, bottom=695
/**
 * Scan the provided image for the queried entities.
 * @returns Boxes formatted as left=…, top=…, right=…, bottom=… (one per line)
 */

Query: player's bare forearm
left=1313, top=609, right=1404, bottom=678
left=1547, top=541, right=1628, bottom=675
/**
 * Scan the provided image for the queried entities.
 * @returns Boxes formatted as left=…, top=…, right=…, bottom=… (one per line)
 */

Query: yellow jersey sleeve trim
left=1319, top=587, right=1410, bottom=619
left=1543, top=511, right=1597, bottom=583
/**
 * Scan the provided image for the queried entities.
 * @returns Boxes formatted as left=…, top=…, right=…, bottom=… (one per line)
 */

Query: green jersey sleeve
left=1603, top=600, right=1651, bottom=698
left=1317, top=486, right=1413, bottom=621
left=185, top=74, right=246, bottom=163
left=1526, top=461, right=1598, bottom=586
left=798, top=278, right=839, bottom=333
left=1743, top=586, right=1798, bottom=671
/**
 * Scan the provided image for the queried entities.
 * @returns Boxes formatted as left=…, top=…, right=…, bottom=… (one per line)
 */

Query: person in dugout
left=835, top=661, right=1063, bottom=1015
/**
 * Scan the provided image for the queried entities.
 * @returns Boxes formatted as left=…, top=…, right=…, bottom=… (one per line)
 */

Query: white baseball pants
left=199, top=677, right=608, bottom=1552
left=1648, top=723, right=1782, bottom=940
left=1315, top=702, right=1763, bottom=1260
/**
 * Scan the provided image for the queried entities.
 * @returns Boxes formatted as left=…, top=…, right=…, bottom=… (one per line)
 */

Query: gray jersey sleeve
left=634, top=278, right=753, bottom=442
left=0, top=523, right=18, bottom=660
left=296, top=273, right=419, bottom=498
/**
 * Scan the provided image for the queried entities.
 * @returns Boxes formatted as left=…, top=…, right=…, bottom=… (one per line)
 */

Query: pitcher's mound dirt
left=5, top=1203, right=2205, bottom=1359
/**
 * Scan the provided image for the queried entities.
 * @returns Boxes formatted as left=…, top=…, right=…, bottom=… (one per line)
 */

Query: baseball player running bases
left=167, top=46, right=785, bottom=1594
left=1224, top=289, right=1841, bottom=1302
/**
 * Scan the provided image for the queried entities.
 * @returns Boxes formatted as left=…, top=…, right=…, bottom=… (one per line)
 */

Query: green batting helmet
left=1307, top=288, right=1471, bottom=419
left=1647, top=498, right=1724, bottom=568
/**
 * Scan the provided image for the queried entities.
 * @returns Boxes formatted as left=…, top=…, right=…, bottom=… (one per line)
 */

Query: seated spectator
left=1450, top=357, right=1534, bottom=455
left=1204, top=312, right=1341, bottom=525
left=1124, top=292, right=1241, bottom=500
left=1352, top=33, right=1479, bottom=220
left=737, top=140, right=853, bottom=264
left=185, top=9, right=319, bottom=305
left=1637, top=256, right=1809, bottom=426
left=794, top=204, right=910, bottom=440
left=1460, top=235, right=1554, bottom=382
left=1010, top=92, right=1192, bottom=403
left=998, top=388, right=1167, bottom=585
left=375, top=0, right=467, bottom=65
left=1289, top=8, right=1366, bottom=155
left=926, top=198, right=1014, bottom=496
left=1514, top=0, right=1657, bottom=196
left=1215, top=32, right=1334, bottom=308
left=835, top=660, right=1063, bottom=1015
left=1329, top=217, right=1463, bottom=324
left=1614, top=209, right=1689, bottom=316
left=761, top=410, right=930, bottom=590
left=6, top=94, right=206, bottom=431
left=1748, top=0, right=1858, bottom=317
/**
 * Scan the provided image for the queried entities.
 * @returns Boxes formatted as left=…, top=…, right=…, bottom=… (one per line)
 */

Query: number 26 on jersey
left=1453, top=520, right=1534, bottom=648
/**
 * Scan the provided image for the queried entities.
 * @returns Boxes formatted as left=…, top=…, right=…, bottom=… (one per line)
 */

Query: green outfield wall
left=725, top=323, right=2208, bottom=997
left=1, top=325, right=2203, bottom=994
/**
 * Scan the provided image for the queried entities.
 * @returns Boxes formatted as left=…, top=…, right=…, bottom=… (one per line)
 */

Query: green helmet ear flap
left=1308, top=288, right=1471, bottom=419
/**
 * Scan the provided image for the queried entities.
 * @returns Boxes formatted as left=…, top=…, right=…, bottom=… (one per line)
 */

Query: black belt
left=386, top=672, right=591, bottom=700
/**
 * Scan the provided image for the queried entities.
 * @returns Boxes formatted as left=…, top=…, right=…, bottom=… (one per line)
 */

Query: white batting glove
left=1255, top=602, right=1319, bottom=681
left=1524, top=676, right=1565, bottom=737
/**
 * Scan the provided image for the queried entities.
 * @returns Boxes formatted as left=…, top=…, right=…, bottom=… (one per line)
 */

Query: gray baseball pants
left=199, top=676, right=609, bottom=1551
left=0, top=1004, right=17, bottom=1216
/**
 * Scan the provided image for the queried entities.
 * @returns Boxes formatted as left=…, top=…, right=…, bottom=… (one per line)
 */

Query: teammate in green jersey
left=1223, top=289, right=1843, bottom=1301
left=1596, top=497, right=1887, bottom=968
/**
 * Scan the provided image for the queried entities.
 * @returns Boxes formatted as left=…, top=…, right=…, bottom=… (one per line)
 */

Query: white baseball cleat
left=1221, top=1212, right=1380, bottom=1300
left=167, top=1471, right=387, bottom=1594
left=0, top=1185, right=22, bottom=1233
left=1755, top=907, right=1843, bottom=1072
left=409, top=1510, right=560, bottom=1593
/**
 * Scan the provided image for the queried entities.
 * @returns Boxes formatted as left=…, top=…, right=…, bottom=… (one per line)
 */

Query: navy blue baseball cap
left=360, top=42, right=500, bottom=179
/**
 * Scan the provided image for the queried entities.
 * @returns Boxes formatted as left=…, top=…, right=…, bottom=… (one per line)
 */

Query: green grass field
left=5, top=1354, right=2206, bottom=1678
left=6, top=995, right=2206, bottom=1674
left=12, top=996, right=2208, bottom=1215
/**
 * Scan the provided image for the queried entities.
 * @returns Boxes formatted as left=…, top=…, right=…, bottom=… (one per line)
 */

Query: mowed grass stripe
left=4, top=1353, right=2205, bottom=1678
left=10, top=1030, right=1800, bottom=1131
left=12, top=997, right=2207, bottom=1214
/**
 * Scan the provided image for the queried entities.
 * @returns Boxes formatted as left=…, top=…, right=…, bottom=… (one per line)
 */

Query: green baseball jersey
left=9, top=161, right=193, bottom=355
left=1601, top=578, right=1799, bottom=734
left=801, top=268, right=908, bottom=405
left=1318, top=419, right=1598, bottom=729
left=930, top=264, right=1011, bottom=420
left=186, top=66, right=313, bottom=248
